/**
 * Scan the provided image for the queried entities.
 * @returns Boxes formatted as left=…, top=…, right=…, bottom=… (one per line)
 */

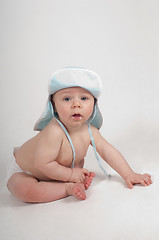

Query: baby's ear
left=50, top=95, right=55, bottom=108
left=50, top=94, right=58, bottom=115
left=52, top=101, right=56, bottom=112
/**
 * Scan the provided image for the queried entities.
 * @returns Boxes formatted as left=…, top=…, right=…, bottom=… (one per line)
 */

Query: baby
left=7, top=67, right=152, bottom=203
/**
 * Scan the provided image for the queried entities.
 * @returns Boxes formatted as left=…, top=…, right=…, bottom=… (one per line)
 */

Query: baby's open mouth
left=72, top=114, right=81, bottom=118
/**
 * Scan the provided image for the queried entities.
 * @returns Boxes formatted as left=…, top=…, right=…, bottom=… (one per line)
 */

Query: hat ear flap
left=88, top=101, right=103, bottom=129
left=34, top=100, right=53, bottom=131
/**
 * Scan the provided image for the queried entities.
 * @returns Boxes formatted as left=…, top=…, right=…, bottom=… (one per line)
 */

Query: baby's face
left=53, top=87, right=95, bottom=127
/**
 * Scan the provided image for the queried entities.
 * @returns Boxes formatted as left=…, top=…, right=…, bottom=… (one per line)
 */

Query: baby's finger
left=126, top=179, right=133, bottom=189
left=82, top=168, right=90, bottom=176
left=140, top=179, right=147, bottom=187
left=143, top=173, right=152, bottom=179
left=143, top=176, right=152, bottom=186
left=146, top=175, right=153, bottom=184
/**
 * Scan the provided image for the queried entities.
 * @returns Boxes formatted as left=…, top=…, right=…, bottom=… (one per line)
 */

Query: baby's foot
left=83, top=172, right=95, bottom=190
left=66, top=183, right=86, bottom=200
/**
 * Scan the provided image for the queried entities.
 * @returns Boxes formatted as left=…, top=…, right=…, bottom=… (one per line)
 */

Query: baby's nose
left=72, top=99, right=81, bottom=108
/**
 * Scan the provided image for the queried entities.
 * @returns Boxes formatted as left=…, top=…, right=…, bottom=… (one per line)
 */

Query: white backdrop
left=1, top=1, right=159, bottom=240
left=0, top=0, right=159, bottom=183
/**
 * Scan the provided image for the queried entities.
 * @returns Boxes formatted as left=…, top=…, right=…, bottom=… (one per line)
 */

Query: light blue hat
left=34, top=67, right=103, bottom=131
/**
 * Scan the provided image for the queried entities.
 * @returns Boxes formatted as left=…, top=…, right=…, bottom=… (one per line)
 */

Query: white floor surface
left=1, top=159, right=159, bottom=240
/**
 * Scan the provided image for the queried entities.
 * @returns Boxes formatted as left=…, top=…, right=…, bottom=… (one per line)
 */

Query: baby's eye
left=64, top=97, right=71, bottom=102
left=81, top=97, right=87, bottom=101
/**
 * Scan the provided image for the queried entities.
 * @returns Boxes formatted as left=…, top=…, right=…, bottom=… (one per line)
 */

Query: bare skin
left=7, top=88, right=97, bottom=202
left=7, top=172, right=95, bottom=202
left=66, top=183, right=86, bottom=200
left=7, top=87, right=152, bottom=203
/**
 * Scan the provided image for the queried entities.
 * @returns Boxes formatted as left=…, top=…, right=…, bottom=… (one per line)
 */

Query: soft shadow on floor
left=0, top=186, right=30, bottom=208
left=93, top=171, right=126, bottom=187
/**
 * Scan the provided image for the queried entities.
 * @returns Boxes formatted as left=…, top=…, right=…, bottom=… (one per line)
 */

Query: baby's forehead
left=55, top=87, right=92, bottom=95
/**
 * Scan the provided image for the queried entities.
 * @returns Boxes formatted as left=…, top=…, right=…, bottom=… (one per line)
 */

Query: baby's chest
left=56, top=136, right=89, bottom=167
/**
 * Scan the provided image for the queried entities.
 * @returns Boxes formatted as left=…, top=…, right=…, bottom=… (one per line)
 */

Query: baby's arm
left=34, top=128, right=89, bottom=182
left=91, top=126, right=152, bottom=188
left=35, top=159, right=89, bottom=183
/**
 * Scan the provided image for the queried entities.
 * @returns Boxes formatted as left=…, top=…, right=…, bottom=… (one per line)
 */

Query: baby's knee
left=7, top=174, right=18, bottom=193
left=7, top=173, right=38, bottom=203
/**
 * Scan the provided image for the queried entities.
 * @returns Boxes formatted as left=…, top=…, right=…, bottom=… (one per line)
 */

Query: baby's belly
left=56, top=158, right=72, bottom=168
left=56, top=148, right=86, bottom=168
left=56, top=155, right=84, bottom=168
left=15, top=147, right=85, bottom=181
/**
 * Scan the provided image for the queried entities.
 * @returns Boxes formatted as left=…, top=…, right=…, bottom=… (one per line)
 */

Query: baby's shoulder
left=89, top=124, right=100, bottom=134
left=39, top=119, right=65, bottom=141
left=89, top=124, right=103, bottom=141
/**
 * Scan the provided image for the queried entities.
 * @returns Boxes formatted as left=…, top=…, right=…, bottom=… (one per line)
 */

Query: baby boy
left=7, top=67, right=152, bottom=203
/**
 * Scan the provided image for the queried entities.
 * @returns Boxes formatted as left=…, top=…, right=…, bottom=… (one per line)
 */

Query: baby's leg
left=7, top=172, right=86, bottom=203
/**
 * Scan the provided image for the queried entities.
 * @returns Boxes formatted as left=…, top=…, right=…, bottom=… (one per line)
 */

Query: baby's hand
left=68, top=168, right=90, bottom=183
left=124, top=172, right=152, bottom=189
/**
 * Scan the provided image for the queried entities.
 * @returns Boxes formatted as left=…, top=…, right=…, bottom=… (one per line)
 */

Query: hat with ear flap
left=34, top=67, right=103, bottom=131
